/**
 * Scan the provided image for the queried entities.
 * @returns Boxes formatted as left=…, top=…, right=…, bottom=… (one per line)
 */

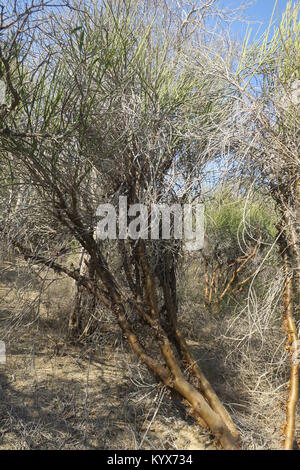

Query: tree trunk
left=68, top=248, right=97, bottom=338
left=278, top=214, right=299, bottom=450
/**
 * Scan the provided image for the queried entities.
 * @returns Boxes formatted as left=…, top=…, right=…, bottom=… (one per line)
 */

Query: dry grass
left=0, top=255, right=299, bottom=450
left=178, top=286, right=300, bottom=449
left=0, top=258, right=214, bottom=450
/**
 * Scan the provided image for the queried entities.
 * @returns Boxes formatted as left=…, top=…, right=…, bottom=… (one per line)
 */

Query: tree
left=201, top=189, right=276, bottom=314
left=207, top=0, right=299, bottom=449
left=0, top=0, right=241, bottom=449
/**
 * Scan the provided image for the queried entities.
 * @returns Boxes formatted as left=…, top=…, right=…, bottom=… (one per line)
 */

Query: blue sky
left=220, top=0, right=291, bottom=41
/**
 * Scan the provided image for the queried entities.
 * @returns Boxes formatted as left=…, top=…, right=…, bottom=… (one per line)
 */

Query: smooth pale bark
left=278, top=209, right=299, bottom=450
left=282, top=250, right=299, bottom=450
left=114, top=301, right=239, bottom=450
left=174, top=328, right=240, bottom=441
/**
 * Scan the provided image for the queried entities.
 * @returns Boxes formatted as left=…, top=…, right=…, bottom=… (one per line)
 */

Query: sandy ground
left=0, top=348, right=215, bottom=450
left=1, top=260, right=298, bottom=450
left=0, top=262, right=216, bottom=450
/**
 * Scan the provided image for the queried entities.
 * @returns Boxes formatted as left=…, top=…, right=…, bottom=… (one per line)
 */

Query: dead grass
left=1, top=256, right=298, bottom=450
left=0, top=259, right=214, bottom=450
